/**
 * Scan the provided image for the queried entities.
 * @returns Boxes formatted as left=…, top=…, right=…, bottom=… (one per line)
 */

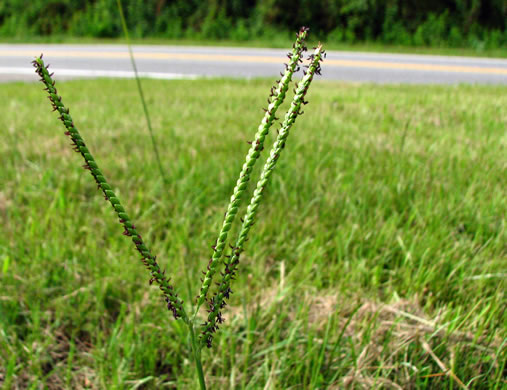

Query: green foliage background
left=1, top=0, right=506, bottom=48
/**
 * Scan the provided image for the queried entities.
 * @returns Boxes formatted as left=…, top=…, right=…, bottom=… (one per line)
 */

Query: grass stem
left=116, top=0, right=168, bottom=186
left=190, top=325, right=207, bottom=390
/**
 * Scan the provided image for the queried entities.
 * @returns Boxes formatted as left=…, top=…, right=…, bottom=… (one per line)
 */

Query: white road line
left=0, top=67, right=200, bottom=80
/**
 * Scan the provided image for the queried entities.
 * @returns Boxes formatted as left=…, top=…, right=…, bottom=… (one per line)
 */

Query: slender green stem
left=116, top=0, right=167, bottom=186
left=189, top=325, right=207, bottom=390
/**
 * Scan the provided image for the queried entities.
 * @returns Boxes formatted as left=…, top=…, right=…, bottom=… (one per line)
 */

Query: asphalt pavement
left=1, top=44, right=507, bottom=84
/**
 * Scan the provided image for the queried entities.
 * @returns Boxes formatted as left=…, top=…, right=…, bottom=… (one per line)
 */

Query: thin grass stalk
left=32, top=56, right=187, bottom=322
left=200, top=45, right=325, bottom=347
left=116, top=0, right=168, bottom=186
left=189, top=324, right=207, bottom=389
left=194, top=27, right=310, bottom=316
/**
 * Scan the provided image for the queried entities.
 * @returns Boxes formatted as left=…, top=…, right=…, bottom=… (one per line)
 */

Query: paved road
left=1, top=44, right=507, bottom=84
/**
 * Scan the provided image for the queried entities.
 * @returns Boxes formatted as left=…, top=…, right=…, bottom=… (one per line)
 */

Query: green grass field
left=0, top=77, right=505, bottom=389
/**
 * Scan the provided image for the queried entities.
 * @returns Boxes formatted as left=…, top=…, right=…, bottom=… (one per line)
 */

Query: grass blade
left=116, top=0, right=168, bottom=186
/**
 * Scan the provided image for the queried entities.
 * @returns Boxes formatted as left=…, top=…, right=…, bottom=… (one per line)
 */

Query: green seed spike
left=194, top=27, right=311, bottom=315
left=200, top=44, right=325, bottom=347
left=32, top=56, right=188, bottom=323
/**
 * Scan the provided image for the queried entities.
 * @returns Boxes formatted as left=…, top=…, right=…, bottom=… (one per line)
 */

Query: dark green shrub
left=0, top=0, right=505, bottom=49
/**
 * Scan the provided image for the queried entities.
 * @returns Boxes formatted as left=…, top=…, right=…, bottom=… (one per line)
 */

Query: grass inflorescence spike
left=32, top=56, right=187, bottom=322
left=194, top=26, right=310, bottom=315
left=200, top=44, right=325, bottom=348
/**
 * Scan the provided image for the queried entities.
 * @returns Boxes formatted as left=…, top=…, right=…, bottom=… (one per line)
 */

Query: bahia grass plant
left=33, top=28, right=324, bottom=389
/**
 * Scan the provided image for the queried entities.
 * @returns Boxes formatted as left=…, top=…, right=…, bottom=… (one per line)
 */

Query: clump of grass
left=33, top=28, right=324, bottom=389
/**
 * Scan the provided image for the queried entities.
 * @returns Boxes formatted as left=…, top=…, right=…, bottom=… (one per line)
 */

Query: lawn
left=0, top=77, right=505, bottom=389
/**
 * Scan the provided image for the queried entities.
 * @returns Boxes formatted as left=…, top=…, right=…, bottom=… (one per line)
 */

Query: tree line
left=1, top=0, right=506, bottom=48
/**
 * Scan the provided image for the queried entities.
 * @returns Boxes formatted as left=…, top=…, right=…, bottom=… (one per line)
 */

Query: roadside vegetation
left=0, top=77, right=505, bottom=388
left=1, top=0, right=506, bottom=57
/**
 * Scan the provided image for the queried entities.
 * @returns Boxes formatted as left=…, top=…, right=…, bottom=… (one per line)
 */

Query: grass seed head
left=200, top=44, right=325, bottom=347
left=194, top=27, right=311, bottom=313
left=32, top=57, right=187, bottom=322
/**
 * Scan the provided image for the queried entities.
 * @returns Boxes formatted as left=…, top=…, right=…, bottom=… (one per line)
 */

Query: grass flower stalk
left=32, top=57, right=186, bottom=320
left=200, top=44, right=325, bottom=347
left=194, top=27, right=310, bottom=315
